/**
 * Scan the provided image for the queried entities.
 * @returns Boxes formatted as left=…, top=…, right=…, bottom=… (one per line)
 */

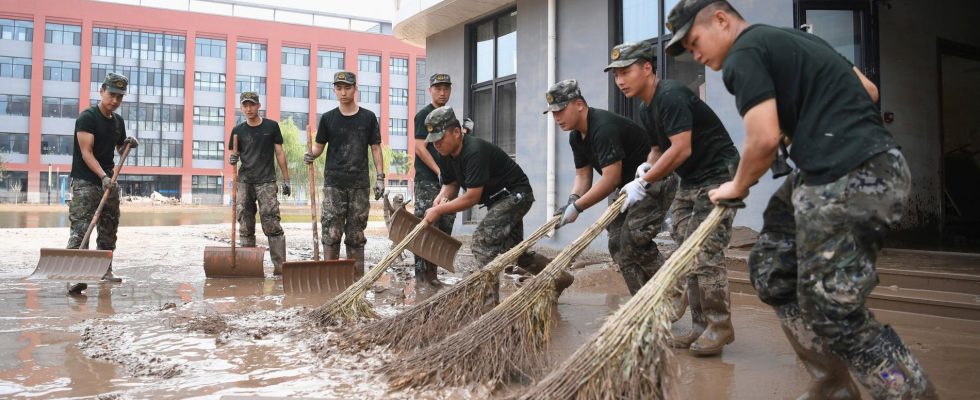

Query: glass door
left=795, top=0, right=880, bottom=85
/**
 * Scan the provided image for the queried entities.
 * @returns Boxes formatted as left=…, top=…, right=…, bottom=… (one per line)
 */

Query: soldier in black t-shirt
left=228, top=91, right=291, bottom=275
left=608, top=40, right=740, bottom=357
left=422, top=106, right=573, bottom=299
left=67, top=72, right=138, bottom=283
left=305, top=71, right=385, bottom=277
left=543, top=79, right=674, bottom=301
left=666, top=0, right=933, bottom=397
left=411, top=73, right=456, bottom=286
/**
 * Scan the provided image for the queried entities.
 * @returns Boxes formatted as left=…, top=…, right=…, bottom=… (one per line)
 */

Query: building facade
left=394, top=0, right=980, bottom=251
left=0, top=0, right=425, bottom=205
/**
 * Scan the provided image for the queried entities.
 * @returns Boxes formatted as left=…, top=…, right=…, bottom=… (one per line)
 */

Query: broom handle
left=80, top=142, right=132, bottom=249
left=307, top=127, right=320, bottom=261
left=231, top=134, right=238, bottom=268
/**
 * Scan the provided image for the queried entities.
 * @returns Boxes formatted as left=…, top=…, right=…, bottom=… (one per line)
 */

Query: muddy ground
left=1, top=222, right=978, bottom=399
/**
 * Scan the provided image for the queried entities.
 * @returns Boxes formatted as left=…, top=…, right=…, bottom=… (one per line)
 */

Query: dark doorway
left=938, top=39, right=980, bottom=251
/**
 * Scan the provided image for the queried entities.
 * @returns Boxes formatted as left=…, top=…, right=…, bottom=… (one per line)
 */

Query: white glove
left=556, top=200, right=581, bottom=229
left=635, top=162, right=653, bottom=180
left=620, top=177, right=651, bottom=213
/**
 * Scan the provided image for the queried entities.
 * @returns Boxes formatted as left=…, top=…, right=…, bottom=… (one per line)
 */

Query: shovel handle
left=307, top=127, right=320, bottom=261
left=231, top=134, right=238, bottom=268
left=80, top=142, right=132, bottom=249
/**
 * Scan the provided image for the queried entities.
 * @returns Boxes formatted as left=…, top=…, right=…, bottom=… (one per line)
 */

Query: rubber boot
left=347, top=245, right=366, bottom=280
left=101, top=263, right=122, bottom=283
left=689, top=280, right=734, bottom=356
left=670, top=278, right=705, bottom=349
left=669, top=280, right=689, bottom=323
left=845, top=326, right=938, bottom=399
left=269, top=235, right=286, bottom=275
left=776, top=304, right=860, bottom=400
left=517, top=251, right=573, bottom=296
left=414, top=259, right=443, bottom=287
left=323, top=244, right=341, bottom=260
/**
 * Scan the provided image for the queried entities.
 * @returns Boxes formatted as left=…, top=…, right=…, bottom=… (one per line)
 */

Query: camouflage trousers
left=67, top=179, right=120, bottom=250
left=607, top=174, right=679, bottom=295
left=748, top=149, right=923, bottom=392
left=670, top=181, right=737, bottom=297
left=471, top=191, right=534, bottom=266
left=321, top=186, right=370, bottom=249
left=236, top=181, right=283, bottom=246
left=413, top=179, right=456, bottom=271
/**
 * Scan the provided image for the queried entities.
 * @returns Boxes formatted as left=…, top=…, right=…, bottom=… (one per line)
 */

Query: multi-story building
left=0, top=0, right=425, bottom=204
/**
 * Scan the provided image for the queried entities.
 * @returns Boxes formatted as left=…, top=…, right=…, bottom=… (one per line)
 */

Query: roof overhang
left=393, top=0, right=514, bottom=47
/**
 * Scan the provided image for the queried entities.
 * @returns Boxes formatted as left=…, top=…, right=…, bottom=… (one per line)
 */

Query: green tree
left=390, top=149, right=410, bottom=175
left=0, top=154, right=6, bottom=181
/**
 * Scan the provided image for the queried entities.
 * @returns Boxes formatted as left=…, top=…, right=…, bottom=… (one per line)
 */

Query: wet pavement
left=1, top=222, right=979, bottom=399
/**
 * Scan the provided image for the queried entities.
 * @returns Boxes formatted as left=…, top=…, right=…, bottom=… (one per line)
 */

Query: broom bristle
left=307, top=222, right=427, bottom=325
left=382, top=196, right=626, bottom=390
left=342, top=216, right=561, bottom=353
left=520, top=205, right=731, bottom=400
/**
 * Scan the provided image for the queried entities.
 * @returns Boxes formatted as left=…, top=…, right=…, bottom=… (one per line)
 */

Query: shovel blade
left=28, top=248, right=113, bottom=281
left=203, top=246, right=266, bottom=278
left=388, top=208, right=460, bottom=272
left=281, top=259, right=356, bottom=294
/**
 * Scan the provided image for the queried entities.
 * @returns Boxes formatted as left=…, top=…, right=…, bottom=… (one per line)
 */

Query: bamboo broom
left=383, top=194, right=628, bottom=390
left=343, top=215, right=562, bottom=353
left=519, top=201, right=742, bottom=400
left=308, top=221, right=427, bottom=325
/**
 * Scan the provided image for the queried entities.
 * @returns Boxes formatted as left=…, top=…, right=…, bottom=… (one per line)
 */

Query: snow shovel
left=28, top=143, right=134, bottom=281
left=283, top=127, right=356, bottom=294
left=388, top=207, right=460, bottom=272
left=203, top=135, right=265, bottom=278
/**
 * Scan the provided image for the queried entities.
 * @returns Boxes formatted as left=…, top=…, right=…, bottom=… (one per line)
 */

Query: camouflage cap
left=429, top=73, right=452, bottom=86
left=603, top=42, right=655, bottom=72
left=240, top=91, right=260, bottom=104
left=423, top=106, right=459, bottom=142
left=665, top=0, right=724, bottom=56
left=543, top=79, right=583, bottom=114
left=333, top=70, right=357, bottom=85
left=102, top=72, right=129, bottom=94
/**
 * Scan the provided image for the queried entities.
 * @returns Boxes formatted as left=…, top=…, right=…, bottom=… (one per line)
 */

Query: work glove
left=281, top=182, right=291, bottom=197
left=374, top=173, right=385, bottom=200
left=620, top=177, right=651, bottom=213
left=228, top=153, right=239, bottom=165
left=554, top=194, right=581, bottom=229
left=462, top=117, right=475, bottom=135
left=101, top=174, right=117, bottom=191
left=303, top=152, right=316, bottom=164
left=123, top=136, right=139, bottom=148
left=635, top=162, right=652, bottom=180
left=557, top=201, right=581, bottom=229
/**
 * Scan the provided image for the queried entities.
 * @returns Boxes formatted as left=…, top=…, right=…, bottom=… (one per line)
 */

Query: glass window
left=496, top=11, right=517, bottom=77
left=0, top=19, right=34, bottom=42
left=318, top=50, right=345, bottom=69
left=42, top=97, right=79, bottom=118
left=41, top=134, right=73, bottom=155
left=192, top=140, right=225, bottom=160
left=474, top=21, right=494, bottom=83
left=45, top=23, right=81, bottom=45
left=389, top=118, right=407, bottom=136
left=191, top=175, right=224, bottom=204
left=0, top=94, right=31, bottom=116
left=280, top=111, right=309, bottom=130
left=358, top=54, right=380, bottom=73
left=281, top=79, right=310, bottom=98
left=133, top=139, right=183, bottom=167
left=236, top=75, right=266, bottom=94
left=0, top=132, right=29, bottom=154
left=359, top=85, right=380, bottom=104
left=0, top=56, right=31, bottom=79
left=193, top=106, right=225, bottom=126
left=237, top=42, right=267, bottom=62
left=161, top=104, right=183, bottom=132
left=416, top=58, right=427, bottom=90
left=43, top=60, right=81, bottom=82
left=282, top=46, right=310, bottom=66
left=196, top=37, right=226, bottom=58
left=194, top=71, right=226, bottom=92
left=390, top=57, right=408, bottom=75
left=416, top=89, right=426, bottom=107
left=389, top=88, right=408, bottom=106
left=317, top=81, right=337, bottom=100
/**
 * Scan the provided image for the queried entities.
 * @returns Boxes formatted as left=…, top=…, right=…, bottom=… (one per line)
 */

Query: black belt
left=481, top=187, right=524, bottom=209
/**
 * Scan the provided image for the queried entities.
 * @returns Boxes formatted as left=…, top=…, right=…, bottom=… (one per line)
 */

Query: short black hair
left=696, top=1, right=744, bottom=25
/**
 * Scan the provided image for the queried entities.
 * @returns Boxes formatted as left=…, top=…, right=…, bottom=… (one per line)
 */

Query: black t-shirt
left=441, top=135, right=532, bottom=205
left=413, top=103, right=443, bottom=183
left=71, top=106, right=126, bottom=184
left=228, top=118, right=283, bottom=184
left=640, top=79, right=739, bottom=188
left=316, top=107, right=382, bottom=188
left=722, top=24, right=896, bottom=185
left=569, top=107, right=651, bottom=188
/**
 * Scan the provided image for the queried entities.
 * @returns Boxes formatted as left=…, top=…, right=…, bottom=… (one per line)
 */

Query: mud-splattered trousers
left=607, top=174, right=679, bottom=295
left=321, top=186, right=370, bottom=251
left=67, top=179, right=120, bottom=250
left=471, top=191, right=534, bottom=266
left=236, top=181, right=284, bottom=246
left=413, top=178, right=456, bottom=275
left=748, top=149, right=933, bottom=398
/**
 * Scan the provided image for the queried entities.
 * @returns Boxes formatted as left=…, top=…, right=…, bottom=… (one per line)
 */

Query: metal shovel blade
left=203, top=246, right=266, bottom=278
left=281, top=259, right=356, bottom=294
left=28, top=248, right=113, bottom=281
left=388, top=208, right=460, bottom=272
